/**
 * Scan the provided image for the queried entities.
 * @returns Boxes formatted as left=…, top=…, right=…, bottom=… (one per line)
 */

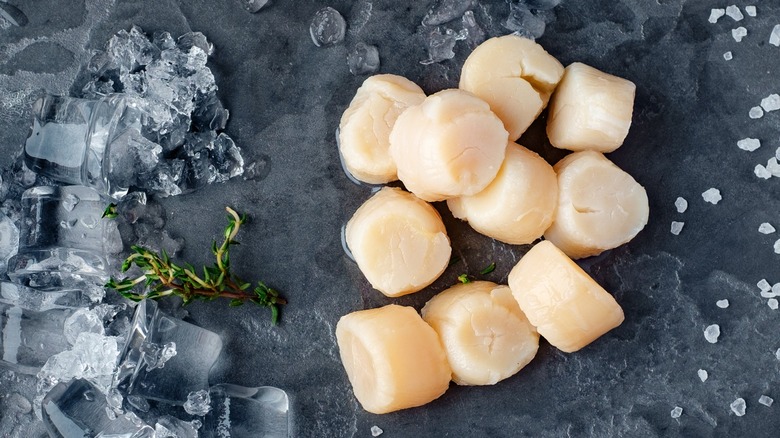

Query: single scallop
left=460, top=35, right=564, bottom=140
left=389, top=89, right=509, bottom=202
left=336, top=304, right=452, bottom=414
left=422, top=281, right=539, bottom=386
left=447, top=142, right=558, bottom=245
left=345, top=187, right=451, bottom=297
left=339, top=74, right=427, bottom=184
left=544, top=151, right=649, bottom=259
left=507, top=240, right=624, bottom=353
left=546, top=62, right=636, bottom=153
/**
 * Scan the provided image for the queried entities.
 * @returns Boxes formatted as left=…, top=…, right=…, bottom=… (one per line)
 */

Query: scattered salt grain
left=745, top=6, right=757, bottom=17
left=775, top=347, right=780, bottom=360
left=371, top=426, right=384, bottom=437
left=737, top=138, right=761, bottom=151
left=758, top=279, right=771, bottom=292
left=716, top=299, right=729, bottom=308
left=759, top=395, right=773, bottom=407
left=761, top=94, right=780, bottom=112
left=702, top=188, right=722, bottom=204
left=675, top=197, right=688, bottom=213
left=709, top=8, right=725, bottom=23
left=671, top=406, right=683, bottom=419
left=772, top=283, right=780, bottom=295
left=723, top=51, right=733, bottom=60
left=774, top=239, right=780, bottom=254
left=671, top=221, right=684, bottom=236
left=698, top=369, right=709, bottom=382
left=730, top=398, right=746, bottom=416
left=775, top=147, right=780, bottom=161
left=766, top=158, right=780, bottom=177
left=770, top=25, right=780, bottom=47
left=749, top=106, right=764, bottom=119
left=732, top=26, right=747, bottom=42
left=769, top=298, right=778, bottom=309
left=725, top=5, right=744, bottom=21
left=704, top=324, right=720, bottom=343
left=759, top=223, right=776, bottom=234
left=755, top=164, right=771, bottom=179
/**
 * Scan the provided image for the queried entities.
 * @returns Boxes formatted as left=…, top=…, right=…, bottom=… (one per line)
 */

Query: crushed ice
left=184, top=389, right=212, bottom=416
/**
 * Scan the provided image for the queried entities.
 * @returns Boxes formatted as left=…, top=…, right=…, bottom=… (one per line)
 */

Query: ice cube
left=723, top=51, right=733, bottom=61
left=737, top=138, right=760, bottom=151
left=37, top=332, right=121, bottom=395
left=504, top=3, right=545, bottom=40
left=203, top=384, right=290, bottom=437
left=704, top=324, right=720, bottom=343
left=63, top=308, right=105, bottom=345
left=240, top=0, right=270, bottom=13
left=0, top=214, right=19, bottom=274
left=674, top=197, right=688, bottom=213
left=759, top=395, right=773, bottom=407
left=749, top=106, right=764, bottom=119
left=716, top=299, right=729, bottom=308
left=347, top=42, right=380, bottom=75
left=745, top=6, right=756, bottom=17
left=7, top=186, right=109, bottom=290
left=771, top=25, right=780, bottom=47
left=730, top=398, right=746, bottom=416
left=708, top=9, right=725, bottom=24
left=701, top=188, right=721, bottom=204
left=184, top=389, right=211, bottom=416
left=725, top=5, right=744, bottom=21
left=732, top=26, right=747, bottom=42
left=113, top=299, right=222, bottom=404
left=420, top=27, right=461, bottom=65
left=422, top=0, right=475, bottom=26
left=670, top=406, right=682, bottom=418
left=42, top=379, right=153, bottom=438
left=461, top=10, right=486, bottom=49
left=670, top=221, right=684, bottom=236
left=760, top=94, right=780, bottom=112
left=759, top=223, right=776, bottom=234
left=310, top=7, right=347, bottom=47
left=697, top=369, right=708, bottom=382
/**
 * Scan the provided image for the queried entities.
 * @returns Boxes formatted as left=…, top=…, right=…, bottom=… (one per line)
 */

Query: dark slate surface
left=2, top=1, right=780, bottom=437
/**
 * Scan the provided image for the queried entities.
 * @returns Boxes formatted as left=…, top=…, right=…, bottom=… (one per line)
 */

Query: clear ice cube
left=37, top=332, right=121, bottom=396
left=7, top=186, right=111, bottom=290
left=420, top=27, right=463, bottom=65
left=42, top=379, right=153, bottom=438
left=310, top=7, right=347, bottom=47
left=347, top=42, right=380, bottom=75
left=203, top=384, right=290, bottom=438
left=113, top=299, right=223, bottom=404
left=504, top=3, right=546, bottom=40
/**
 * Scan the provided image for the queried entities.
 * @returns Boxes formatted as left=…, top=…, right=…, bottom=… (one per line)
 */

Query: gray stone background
left=2, top=0, right=780, bottom=436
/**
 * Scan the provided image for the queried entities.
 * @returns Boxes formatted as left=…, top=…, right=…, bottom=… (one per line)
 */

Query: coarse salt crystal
left=723, top=51, right=733, bottom=61
left=758, top=279, right=772, bottom=291
left=745, top=6, right=757, bottom=17
left=770, top=25, right=780, bottom=47
left=671, top=406, right=683, bottom=418
left=726, top=5, right=744, bottom=21
left=709, top=8, right=726, bottom=23
left=755, top=164, right=771, bottom=179
left=732, top=26, right=748, bottom=42
left=716, top=299, right=729, bottom=308
left=731, top=398, right=746, bottom=416
left=771, top=283, right=780, bottom=296
left=702, top=188, right=722, bottom=204
left=698, top=369, right=709, bottom=382
left=737, top=138, right=761, bottom=151
left=759, top=223, right=776, bottom=234
left=776, top=147, right=780, bottom=161
left=749, top=106, right=764, bottom=119
left=774, top=239, right=780, bottom=254
left=769, top=298, right=778, bottom=309
left=759, top=395, right=773, bottom=407
left=704, top=324, right=720, bottom=343
left=675, top=197, right=688, bottom=213
left=761, top=94, right=780, bottom=112
left=371, top=426, right=384, bottom=437
left=671, top=221, right=684, bottom=235
left=776, top=347, right=780, bottom=360
left=766, top=158, right=780, bottom=177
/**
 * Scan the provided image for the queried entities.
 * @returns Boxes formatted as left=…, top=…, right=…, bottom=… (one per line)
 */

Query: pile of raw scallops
left=336, top=35, right=648, bottom=414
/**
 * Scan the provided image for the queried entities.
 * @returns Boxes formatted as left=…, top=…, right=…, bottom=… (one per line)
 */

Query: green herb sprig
left=106, top=207, right=286, bottom=323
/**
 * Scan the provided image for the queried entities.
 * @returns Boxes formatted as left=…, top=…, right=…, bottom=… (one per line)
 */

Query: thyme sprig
left=106, top=207, right=286, bottom=324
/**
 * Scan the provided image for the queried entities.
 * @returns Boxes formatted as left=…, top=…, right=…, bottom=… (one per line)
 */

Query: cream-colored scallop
left=507, top=241, right=624, bottom=353
left=460, top=35, right=564, bottom=140
left=336, top=305, right=452, bottom=414
left=389, top=89, right=508, bottom=202
left=421, top=281, right=539, bottom=386
left=546, top=62, right=636, bottom=153
left=447, top=142, right=558, bottom=245
left=338, top=74, right=426, bottom=184
left=345, top=187, right=451, bottom=297
left=544, top=151, right=648, bottom=259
